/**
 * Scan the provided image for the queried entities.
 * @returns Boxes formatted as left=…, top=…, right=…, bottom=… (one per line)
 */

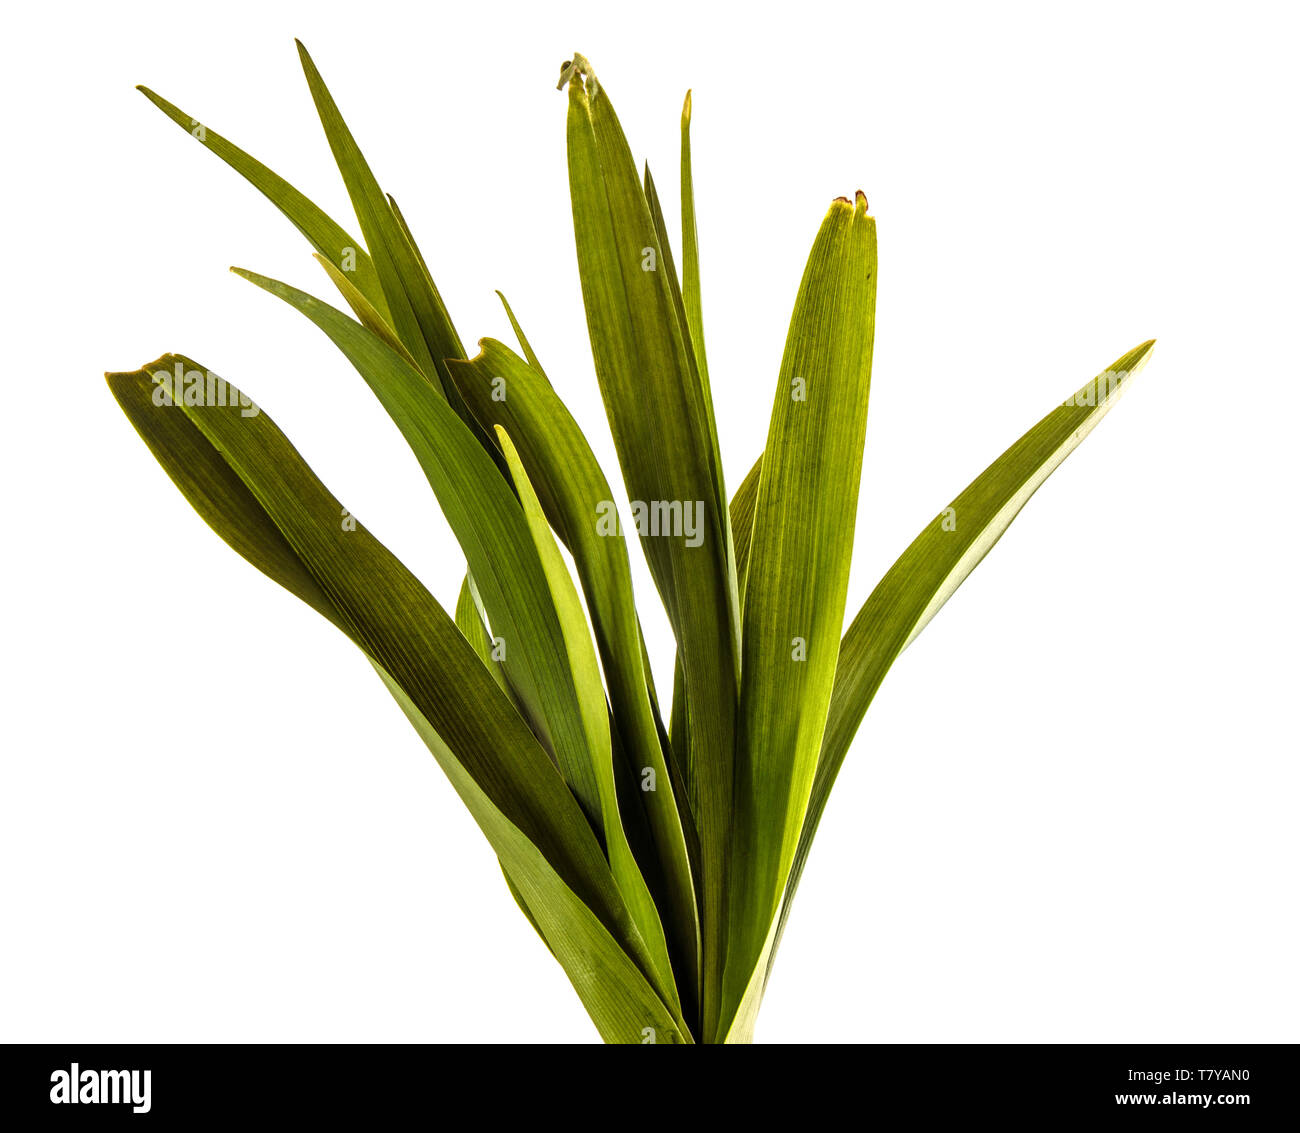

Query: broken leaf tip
left=557, top=53, right=593, bottom=91
left=830, top=191, right=871, bottom=222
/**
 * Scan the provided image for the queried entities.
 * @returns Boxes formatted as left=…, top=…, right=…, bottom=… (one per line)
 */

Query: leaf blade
left=565, top=65, right=737, bottom=1035
left=232, top=268, right=607, bottom=835
left=496, top=424, right=680, bottom=1011
left=135, top=84, right=389, bottom=319
left=722, top=193, right=877, bottom=1034
left=770, top=339, right=1159, bottom=981
left=449, top=339, right=702, bottom=1017
left=106, top=355, right=690, bottom=1042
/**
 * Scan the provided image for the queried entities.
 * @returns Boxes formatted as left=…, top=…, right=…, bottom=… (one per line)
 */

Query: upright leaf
left=454, top=573, right=508, bottom=692
left=449, top=340, right=701, bottom=1014
left=722, top=192, right=877, bottom=1038
left=495, top=424, right=679, bottom=1007
left=768, top=341, right=1158, bottom=979
left=293, top=40, right=490, bottom=457
left=494, top=291, right=551, bottom=386
left=564, top=59, right=737, bottom=1036
left=679, top=90, right=717, bottom=444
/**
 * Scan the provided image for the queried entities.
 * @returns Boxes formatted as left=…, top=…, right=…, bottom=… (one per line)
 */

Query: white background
left=2, top=0, right=1296, bottom=1043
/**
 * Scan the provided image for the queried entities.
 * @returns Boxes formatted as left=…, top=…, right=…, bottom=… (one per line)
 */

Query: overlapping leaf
left=564, top=60, right=737, bottom=1036
left=495, top=422, right=681, bottom=1018
left=721, top=193, right=877, bottom=1040
left=135, top=85, right=389, bottom=318
left=448, top=339, right=701, bottom=1014
left=106, top=355, right=689, bottom=1041
left=764, top=340, right=1158, bottom=981
left=292, top=45, right=478, bottom=428
left=118, top=46, right=1157, bottom=1045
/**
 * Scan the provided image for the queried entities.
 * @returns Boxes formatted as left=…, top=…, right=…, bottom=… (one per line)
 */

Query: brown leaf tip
left=557, top=53, right=593, bottom=91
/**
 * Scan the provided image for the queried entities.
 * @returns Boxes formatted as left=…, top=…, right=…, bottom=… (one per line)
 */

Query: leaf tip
left=830, top=191, right=871, bottom=223
left=682, top=89, right=693, bottom=128
left=557, top=52, right=593, bottom=92
left=459, top=338, right=491, bottom=367
left=1128, top=338, right=1158, bottom=367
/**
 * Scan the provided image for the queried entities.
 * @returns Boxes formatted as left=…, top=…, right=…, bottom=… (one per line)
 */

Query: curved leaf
left=232, top=269, right=607, bottom=837
left=105, top=355, right=689, bottom=1040
left=496, top=424, right=679, bottom=1010
left=448, top=340, right=701, bottom=1017
left=770, top=339, right=1158, bottom=982
left=135, top=84, right=389, bottom=319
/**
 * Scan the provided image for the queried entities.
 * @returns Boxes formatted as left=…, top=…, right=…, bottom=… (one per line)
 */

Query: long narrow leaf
left=293, top=40, right=488, bottom=454
left=494, top=291, right=551, bottom=385
left=678, top=90, right=718, bottom=460
left=495, top=424, right=679, bottom=1007
left=135, top=84, right=389, bottom=319
left=767, top=340, right=1158, bottom=980
left=448, top=340, right=702, bottom=1015
left=644, top=162, right=736, bottom=594
left=232, top=269, right=608, bottom=839
left=565, top=62, right=737, bottom=1036
left=722, top=192, right=877, bottom=1039
left=454, top=573, right=508, bottom=692
left=106, top=355, right=688, bottom=1040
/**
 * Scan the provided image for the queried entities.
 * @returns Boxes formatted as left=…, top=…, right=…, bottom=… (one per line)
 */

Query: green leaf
left=313, top=254, right=421, bottom=369
left=564, top=62, right=737, bottom=1036
left=135, top=84, right=389, bottom=320
left=729, top=454, right=763, bottom=600
left=644, top=161, right=737, bottom=596
left=106, top=355, right=689, bottom=1042
left=232, top=268, right=609, bottom=840
left=389, top=193, right=467, bottom=361
left=293, top=41, right=490, bottom=454
left=679, top=90, right=715, bottom=425
left=494, top=291, right=551, bottom=386
left=495, top=424, right=679, bottom=1010
left=768, top=339, right=1158, bottom=983
left=454, top=572, right=508, bottom=693
left=448, top=339, right=701, bottom=1019
left=722, top=193, right=877, bottom=1039
left=380, top=669, right=690, bottom=1042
